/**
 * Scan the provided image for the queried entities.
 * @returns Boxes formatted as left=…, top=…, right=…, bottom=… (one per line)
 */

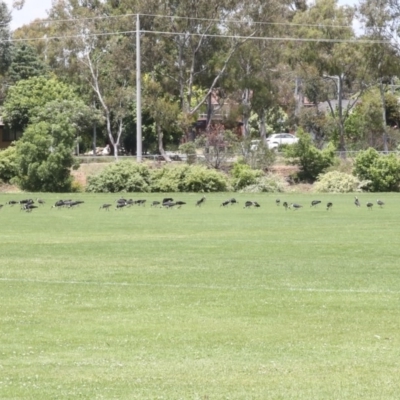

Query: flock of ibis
left=0, top=195, right=386, bottom=213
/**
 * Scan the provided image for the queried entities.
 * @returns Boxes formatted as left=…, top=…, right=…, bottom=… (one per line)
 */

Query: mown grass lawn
left=1, top=192, right=400, bottom=399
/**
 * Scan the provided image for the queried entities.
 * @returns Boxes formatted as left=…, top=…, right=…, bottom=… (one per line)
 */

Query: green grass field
left=1, top=192, right=400, bottom=399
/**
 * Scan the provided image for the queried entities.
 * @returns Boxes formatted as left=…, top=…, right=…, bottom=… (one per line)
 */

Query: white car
left=266, top=133, right=299, bottom=149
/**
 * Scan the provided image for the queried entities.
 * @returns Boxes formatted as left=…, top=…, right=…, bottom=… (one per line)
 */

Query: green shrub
left=85, top=162, right=229, bottom=193
left=314, top=171, right=368, bottom=193
left=284, top=130, right=335, bottom=182
left=179, top=142, right=197, bottom=164
left=71, top=180, right=84, bottom=193
left=150, top=164, right=190, bottom=192
left=86, top=161, right=152, bottom=193
left=183, top=165, right=229, bottom=192
left=354, top=148, right=400, bottom=192
left=0, top=145, right=18, bottom=183
left=13, top=121, right=75, bottom=192
left=240, top=174, right=287, bottom=193
left=231, top=159, right=263, bottom=190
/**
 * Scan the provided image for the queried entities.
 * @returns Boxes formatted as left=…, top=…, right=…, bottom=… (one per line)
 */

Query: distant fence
left=76, top=150, right=400, bottom=165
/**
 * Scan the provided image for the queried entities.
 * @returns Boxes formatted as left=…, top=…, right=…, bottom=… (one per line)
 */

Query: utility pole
left=136, top=13, right=142, bottom=162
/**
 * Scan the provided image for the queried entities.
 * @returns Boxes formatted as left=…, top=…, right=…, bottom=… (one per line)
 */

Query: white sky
left=4, top=0, right=53, bottom=30
left=4, top=0, right=358, bottom=31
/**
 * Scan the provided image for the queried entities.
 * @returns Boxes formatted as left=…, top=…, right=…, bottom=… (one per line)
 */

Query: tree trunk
left=157, top=123, right=171, bottom=162
left=379, top=78, right=388, bottom=153
left=206, top=92, right=213, bottom=131
left=337, top=75, right=346, bottom=158
left=242, top=88, right=250, bottom=138
left=259, top=109, right=267, bottom=143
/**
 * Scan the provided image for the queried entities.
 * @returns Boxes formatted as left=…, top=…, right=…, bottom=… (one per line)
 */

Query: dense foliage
left=313, top=171, right=367, bottom=193
left=3, top=76, right=79, bottom=132
left=353, top=148, right=400, bottom=192
left=0, top=144, right=17, bottom=183
left=86, top=162, right=230, bottom=193
left=86, top=162, right=153, bottom=193
left=13, top=118, right=77, bottom=192
left=284, top=131, right=336, bottom=182
left=231, top=160, right=263, bottom=190
left=239, top=174, right=287, bottom=193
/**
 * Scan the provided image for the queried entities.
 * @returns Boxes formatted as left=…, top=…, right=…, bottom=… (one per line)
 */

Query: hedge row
left=85, top=162, right=230, bottom=193
left=85, top=161, right=286, bottom=193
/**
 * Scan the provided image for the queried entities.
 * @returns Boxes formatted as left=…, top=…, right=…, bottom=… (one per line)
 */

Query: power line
left=6, top=28, right=389, bottom=45
left=24, top=11, right=357, bottom=32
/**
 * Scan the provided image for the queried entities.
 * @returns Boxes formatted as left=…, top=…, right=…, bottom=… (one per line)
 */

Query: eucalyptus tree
left=358, top=0, right=400, bottom=151
left=222, top=0, right=305, bottom=140
left=143, top=74, right=181, bottom=162
left=289, top=0, right=367, bottom=153
left=132, top=0, right=255, bottom=134
left=44, top=0, right=136, bottom=160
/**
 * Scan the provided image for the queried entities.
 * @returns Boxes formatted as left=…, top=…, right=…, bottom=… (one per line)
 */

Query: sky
left=4, top=0, right=358, bottom=31
left=5, top=0, right=53, bottom=30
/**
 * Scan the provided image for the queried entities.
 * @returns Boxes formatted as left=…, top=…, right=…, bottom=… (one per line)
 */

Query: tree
left=8, top=43, right=48, bottom=82
left=224, top=0, right=292, bottom=140
left=358, top=0, right=400, bottom=152
left=46, top=1, right=136, bottom=160
left=143, top=75, right=181, bottom=162
left=195, top=125, right=239, bottom=169
left=344, top=89, right=400, bottom=150
left=3, top=76, right=79, bottom=133
left=288, top=0, right=368, bottom=153
left=0, top=1, right=12, bottom=75
left=13, top=99, right=101, bottom=192
left=284, top=129, right=336, bottom=182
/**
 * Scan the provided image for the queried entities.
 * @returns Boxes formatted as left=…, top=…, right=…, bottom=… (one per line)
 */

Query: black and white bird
left=326, top=202, right=333, bottom=211
left=196, top=196, right=206, bottom=207
left=67, top=200, right=84, bottom=208
left=100, top=203, right=112, bottom=211
left=229, top=198, right=238, bottom=205
left=175, top=201, right=186, bottom=208
left=162, top=197, right=174, bottom=204
left=52, top=200, right=66, bottom=209
left=8, top=200, right=18, bottom=206
left=151, top=201, right=161, bottom=207
left=244, top=201, right=260, bottom=208
left=311, top=200, right=321, bottom=207
left=22, top=203, right=38, bottom=212
left=377, top=199, right=384, bottom=208
left=282, top=201, right=289, bottom=210
left=290, top=203, right=303, bottom=210
left=0, top=204, right=3, bottom=210
left=162, top=201, right=176, bottom=209
left=115, top=203, right=127, bottom=210
left=20, top=199, right=34, bottom=205
left=221, top=200, right=231, bottom=207
left=276, top=199, right=280, bottom=206
left=366, top=202, right=373, bottom=210
left=354, top=196, right=361, bottom=207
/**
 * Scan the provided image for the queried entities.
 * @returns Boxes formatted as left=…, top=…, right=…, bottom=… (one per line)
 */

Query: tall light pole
left=136, top=14, right=142, bottom=162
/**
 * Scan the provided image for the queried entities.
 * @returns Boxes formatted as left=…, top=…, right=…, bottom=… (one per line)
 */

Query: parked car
left=266, top=133, right=299, bottom=149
